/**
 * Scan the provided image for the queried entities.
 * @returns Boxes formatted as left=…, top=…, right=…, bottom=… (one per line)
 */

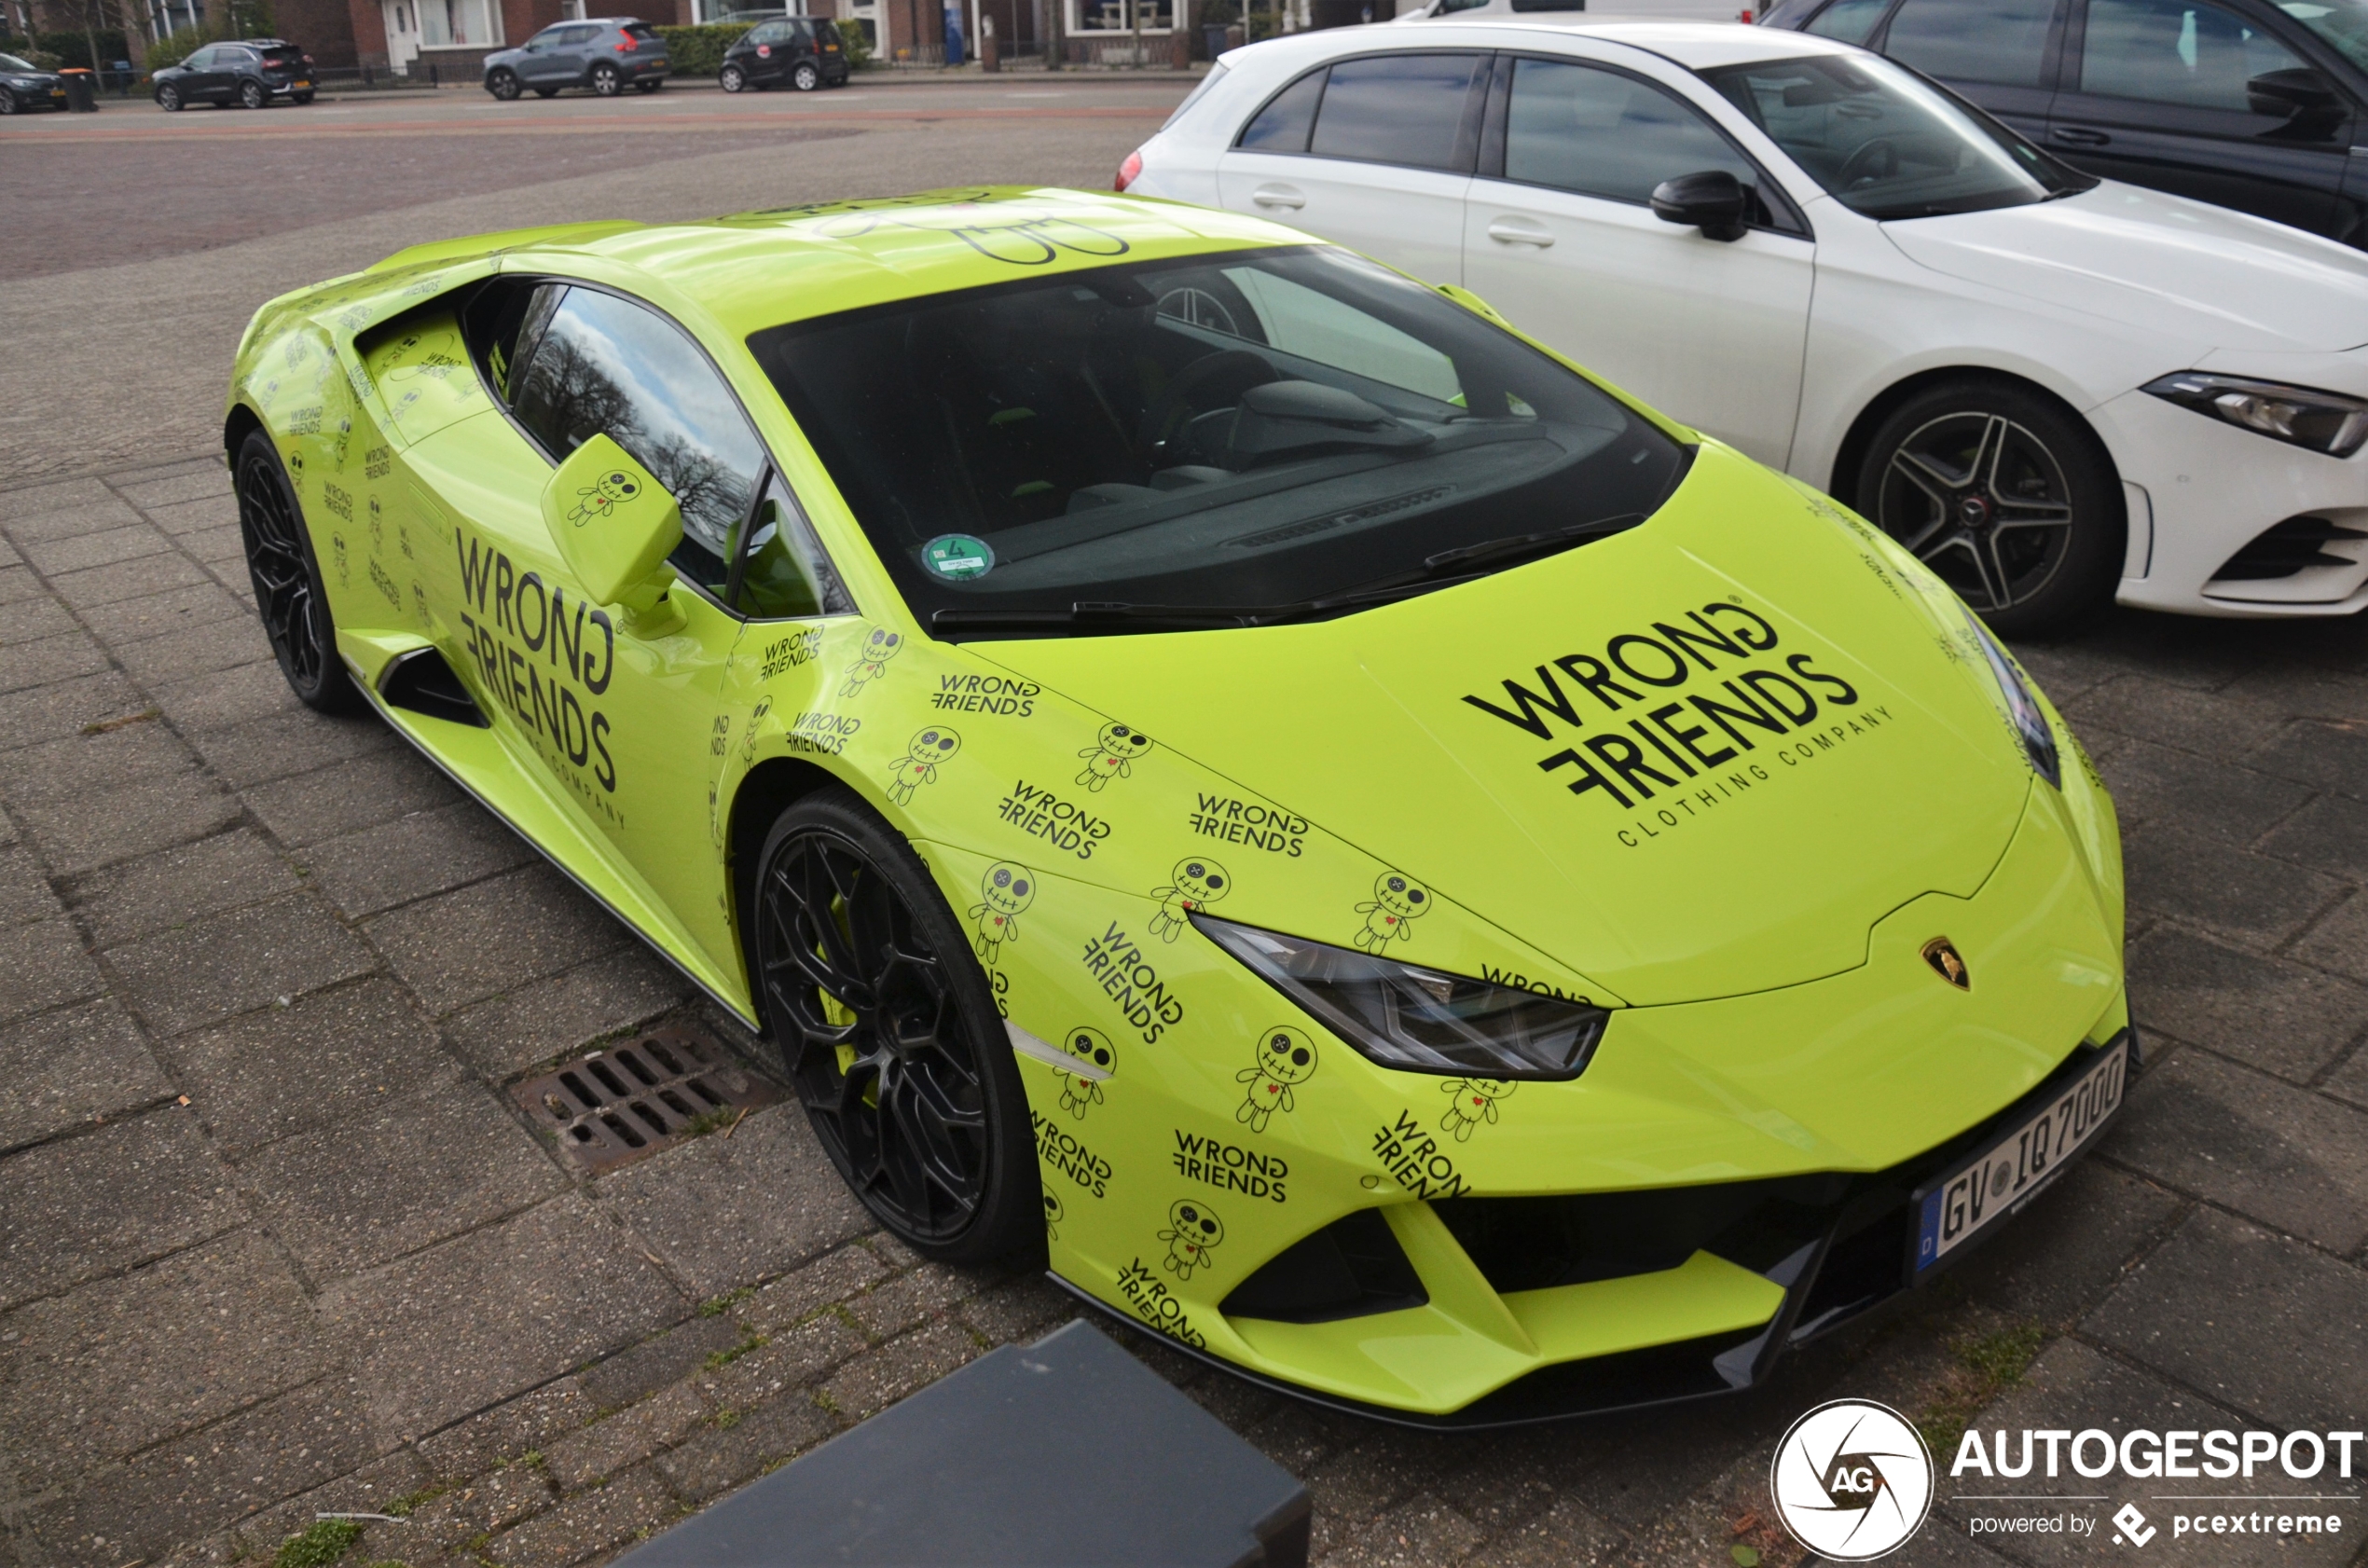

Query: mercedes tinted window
left=2082, top=0, right=2306, bottom=107
left=749, top=246, right=1686, bottom=636
left=1884, top=0, right=2058, bottom=87
left=1239, top=67, right=1326, bottom=150
left=1308, top=53, right=1481, bottom=170
left=1504, top=58, right=1758, bottom=203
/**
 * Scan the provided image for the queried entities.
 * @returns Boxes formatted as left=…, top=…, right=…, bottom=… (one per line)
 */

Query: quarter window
left=1308, top=53, right=1483, bottom=170
left=1884, top=0, right=2059, bottom=87
left=509, top=287, right=768, bottom=600
left=1239, top=67, right=1327, bottom=150
left=2080, top=0, right=2308, bottom=108
left=1503, top=58, right=1757, bottom=204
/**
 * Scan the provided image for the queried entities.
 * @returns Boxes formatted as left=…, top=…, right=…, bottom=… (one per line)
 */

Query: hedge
left=653, top=18, right=871, bottom=76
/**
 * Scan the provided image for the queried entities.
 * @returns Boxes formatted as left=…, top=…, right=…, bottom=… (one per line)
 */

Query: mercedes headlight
left=1962, top=609, right=2059, bottom=789
left=2143, top=372, right=2368, bottom=459
left=1194, top=915, right=1609, bottom=1080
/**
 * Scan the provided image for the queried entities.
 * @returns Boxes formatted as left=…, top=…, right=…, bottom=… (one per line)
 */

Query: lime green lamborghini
left=226, top=187, right=2129, bottom=1424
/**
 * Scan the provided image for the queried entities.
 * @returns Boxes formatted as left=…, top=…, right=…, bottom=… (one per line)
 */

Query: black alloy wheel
left=752, top=790, right=1038, bottom=1264
left=1854, top=378, right=2121, bottom=637
left=235, top=431, right=360, bottom=713
left=239, top=78, right=267, bottom=108
left=488, top=67, right=521, bottom=99
left=590, top=60, right=622, bottom=94
left=792, top=59, right=820, bottom=90
left=0, top=90, right=18, bottom=115
left=720, top=62, right=749, bottom=90
left=157, top=82, right=182, bottom=109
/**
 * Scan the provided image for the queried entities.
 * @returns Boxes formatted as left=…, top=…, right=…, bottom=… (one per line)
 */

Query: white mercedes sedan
left=1122, top=21, right=2368, bottom=629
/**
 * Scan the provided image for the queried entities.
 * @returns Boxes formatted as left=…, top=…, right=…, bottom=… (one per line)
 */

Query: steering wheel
left=1838, top=137, right=1901, bottom=186
left=1139, top=350, right=1278, bottom=455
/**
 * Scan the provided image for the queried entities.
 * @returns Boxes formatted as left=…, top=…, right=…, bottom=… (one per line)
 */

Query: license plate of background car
left=1913, top=1037, right=2127, bottom=1274
left=511, top=1025, right=779, bottom=1173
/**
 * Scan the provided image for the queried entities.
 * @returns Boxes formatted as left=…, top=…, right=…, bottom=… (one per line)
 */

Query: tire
left=487, top=67, right=521, bottom=100
left=239, top=78, right=267, bottom=108
left=533, top=87, right=558, bottom=96
left=791, top=59, right=820, bottom=90
left=1852, top=377, right=2122, bottom=638
left=634, top=76, right=661, bottom=91
left=292, top=89, right=314, bottom=103
left=590, top=61, right=621, bottom=94
left=720, top=62, right=748, bottom=91
left=234, top=431, right=361, bottom=715
left=751, top=789, right=1039, bottom=1266
left=0, top=91, right=18, bottom=116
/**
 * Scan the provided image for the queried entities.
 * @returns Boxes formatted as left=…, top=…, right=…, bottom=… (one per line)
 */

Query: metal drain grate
left=512, top=1026, right=779, bottom=1173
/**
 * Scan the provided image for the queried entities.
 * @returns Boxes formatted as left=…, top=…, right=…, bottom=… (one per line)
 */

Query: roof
left=495, top=187, right=1318, bottom=340
left=1249, top=15, right=1851, bottom=68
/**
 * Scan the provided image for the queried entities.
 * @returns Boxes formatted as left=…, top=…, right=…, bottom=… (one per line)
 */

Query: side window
left=2080, top=0, right=2306, bottom=107
left=1805, top=0, right=1891, bottom=41
left=509, top=287, right=766, bottom=600
left=1239, top=66, right=1326, bottom=150
left=1502, top=58, right=1758, bottom=205
left=748, top=20, right=784, bottom=41
left=1308, top=53, right=1484, bottom=170
left=731, top=474, right=854, bottom=619
left=183, top=45, right=215, bottom=66
left=461, top=278, right=552, bottom=404
left=1884, top=0, right=2059, bottom=87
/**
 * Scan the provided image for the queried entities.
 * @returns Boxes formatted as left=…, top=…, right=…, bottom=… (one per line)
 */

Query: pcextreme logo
left=1769, top=1399, right=1936, bottom=1560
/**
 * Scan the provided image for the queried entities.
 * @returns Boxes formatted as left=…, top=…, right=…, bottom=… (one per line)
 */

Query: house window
left=1067, top=0, right=1170, bottom=27
left=420, top=0, right=503, bottom=46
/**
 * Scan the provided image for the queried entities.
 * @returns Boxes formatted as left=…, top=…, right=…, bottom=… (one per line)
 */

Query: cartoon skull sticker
left=1353, top=872, right=1430, bottom=954
left=1057, top=1025, right=1116, bottom=1120
left=886, top=726, right=961, bottom=806
left=1158, top=1199, right=1224, bottom=1280
left=1148, top=858, right=1230, bottom=943
left=1234, top=1025, right=1317, bottom=1134
left=1439, top=1078, right=1515, bottom=1142
left=1042, top=1189, right=1065, bottom=1242
left=842, top=627, right=902, bottom=697
left=1075, top=722, right=1152, bottom=792
left=968, top=861, right=1035, bottom=962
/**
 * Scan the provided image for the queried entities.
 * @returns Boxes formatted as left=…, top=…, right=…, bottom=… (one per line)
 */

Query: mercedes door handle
left=2051, top=126, right=2112, bottom=147
left=1250, top=184, right=1306, bottom=211
left=1486, top=217, right=1555, bottom=247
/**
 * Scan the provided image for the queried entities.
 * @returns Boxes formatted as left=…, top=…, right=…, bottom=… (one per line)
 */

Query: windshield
left=2279, top=0, right=2368, bottom=68
left=749, top=246, right=1687, bottom=636
left=0, top=52, right=36, bottom=71
left=1701, top=53, right=2089, bottom=219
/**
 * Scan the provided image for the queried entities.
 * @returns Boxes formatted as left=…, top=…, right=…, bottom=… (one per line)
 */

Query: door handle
left=1250, top=184, right=1305, bottom=211
left=1486, top=217, right=1555, bottom=247
left=2051, top=125, right=2112, bottom=147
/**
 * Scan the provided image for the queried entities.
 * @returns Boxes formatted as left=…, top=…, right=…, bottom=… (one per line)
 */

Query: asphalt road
left=1, top=76, right=1187, bottom=482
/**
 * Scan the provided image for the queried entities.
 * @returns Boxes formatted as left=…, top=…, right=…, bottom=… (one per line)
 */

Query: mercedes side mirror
left=2248, top=66, right=2344, bottom=123
left=540, top=433, right=685, bottom=637
left=1649, top=170, right=1751, bottom=242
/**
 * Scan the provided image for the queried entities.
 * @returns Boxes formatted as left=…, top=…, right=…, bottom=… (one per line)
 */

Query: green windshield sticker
left=923, top=533, right=996, bottom=581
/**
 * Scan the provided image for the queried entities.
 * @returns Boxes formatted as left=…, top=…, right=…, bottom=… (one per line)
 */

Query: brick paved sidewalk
left=0, top=454, right=2362, bottom=1568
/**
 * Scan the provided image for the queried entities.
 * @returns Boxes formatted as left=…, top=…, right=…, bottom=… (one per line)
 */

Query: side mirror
left=540, top=433, right=684, bottom=636
left=1649, top=170, right=1751, bottom=242
left=2248, top=65, right=2344, bottom=122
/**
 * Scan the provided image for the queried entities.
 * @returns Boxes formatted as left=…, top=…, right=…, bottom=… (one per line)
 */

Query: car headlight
left=1194, top=914, right=1609, bottom=1080
left=1962, top=609, right=2059, bottom=789
left=2143, top=372, right=2368, bottom=459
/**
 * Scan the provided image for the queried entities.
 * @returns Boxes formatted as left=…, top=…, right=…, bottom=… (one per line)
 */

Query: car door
left=515, top=25, right=567, bottom=85
left=189, top=44, right=234, bottom=101
left=1872, top=0, right=2066, bottom=142
left=1459, top=53, right=1815, bottom=469
left=1215, top=50, right=1488, bottom=287
left=2049, top=0, right=2354, bottom=238
left=744, top=18, right=791, bottom=82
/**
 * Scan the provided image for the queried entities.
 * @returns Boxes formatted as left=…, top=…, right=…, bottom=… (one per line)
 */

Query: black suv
left=152, top=37, right=314, bottom=110
left=718, top=15, right=848, bottom=92
left=1763, top=0, right=2368, bottom=245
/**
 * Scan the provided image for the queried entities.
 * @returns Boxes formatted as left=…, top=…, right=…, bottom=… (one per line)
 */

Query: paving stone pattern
left=0, top=456, right=2362, bottom=1568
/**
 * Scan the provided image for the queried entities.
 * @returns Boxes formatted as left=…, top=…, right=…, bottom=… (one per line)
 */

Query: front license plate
left=1914, top=1038, right=2127, bottom=1273
left=295, top=78, right=310, bottom=87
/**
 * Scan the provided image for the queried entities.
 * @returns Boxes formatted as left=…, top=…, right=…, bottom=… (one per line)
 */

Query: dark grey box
left=615, top=1317, right=1310, bottom=1567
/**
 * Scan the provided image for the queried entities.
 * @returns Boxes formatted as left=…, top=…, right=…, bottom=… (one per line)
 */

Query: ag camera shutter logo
left=1769, top=1398, right=1935, bottom=1560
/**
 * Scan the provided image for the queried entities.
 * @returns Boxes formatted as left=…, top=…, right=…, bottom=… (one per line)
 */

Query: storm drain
left=511, top=1026, right=780, bottom=1173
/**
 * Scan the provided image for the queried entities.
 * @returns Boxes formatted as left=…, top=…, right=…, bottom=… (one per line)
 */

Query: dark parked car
left=0, top=51, right=70, bottom=113
left=1761, top=0, right=2368, bottom=246
left=152, top=37, right=314, bottom=110
left=718, top=15, right=848, bottom=91
left=484, top=18, right=671, bottom=99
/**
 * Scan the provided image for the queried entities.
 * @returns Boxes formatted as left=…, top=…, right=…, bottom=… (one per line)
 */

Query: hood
left=978, top=446, right=2036, bottom=1007
left=1881, top=182, right=2368, bottom=354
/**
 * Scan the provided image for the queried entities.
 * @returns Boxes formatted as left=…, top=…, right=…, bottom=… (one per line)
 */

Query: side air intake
left=1222, top=1208, right=1427, bottom=1324
left=379, top=645, right=489, bottom=727
left=2210, top=515, right=2368, bottom=582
